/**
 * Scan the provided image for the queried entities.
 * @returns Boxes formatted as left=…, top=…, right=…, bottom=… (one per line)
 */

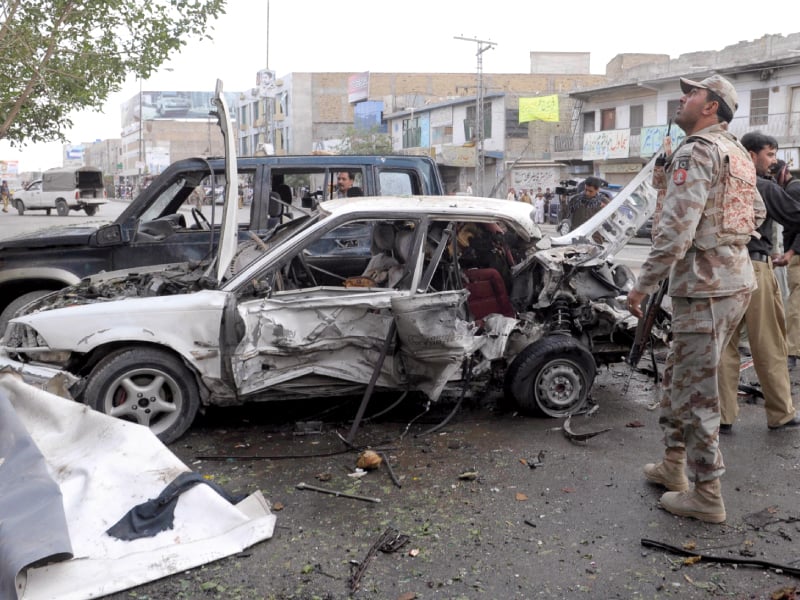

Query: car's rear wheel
left=84, top=205, right=98, bottom=216
left=504, top=335, right=596, bottom=417
left=14, top=199, right=24, bottom=215
left=83, top=347, right=200, bottom=444
left=56, top=199, right=69, bottom=216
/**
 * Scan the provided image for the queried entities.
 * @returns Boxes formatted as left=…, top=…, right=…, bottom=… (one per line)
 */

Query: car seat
left=463, top=267, right=515, bottom=321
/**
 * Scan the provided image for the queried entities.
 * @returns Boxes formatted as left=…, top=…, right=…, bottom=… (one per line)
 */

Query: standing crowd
left=506, top=186, right=556, bottom=225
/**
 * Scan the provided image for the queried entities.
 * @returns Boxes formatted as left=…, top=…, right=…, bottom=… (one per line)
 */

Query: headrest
left=371, top=222, right=395, bottom=253
left=394, top=229, right=415, bottom=263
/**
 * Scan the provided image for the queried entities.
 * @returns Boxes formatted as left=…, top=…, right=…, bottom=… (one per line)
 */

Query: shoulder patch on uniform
left=671, top=157, right=689, bottom=185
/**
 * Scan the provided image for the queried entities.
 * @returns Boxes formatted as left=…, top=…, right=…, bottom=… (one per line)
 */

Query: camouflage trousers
left=658, top=291, right=751, bottom=482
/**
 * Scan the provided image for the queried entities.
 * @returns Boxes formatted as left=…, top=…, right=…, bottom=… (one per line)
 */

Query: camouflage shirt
left=635, top=124, right=765, bottom=298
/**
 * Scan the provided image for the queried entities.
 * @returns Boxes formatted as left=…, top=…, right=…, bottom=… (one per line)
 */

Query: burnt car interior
left=238, top=215, right=533, bottom=329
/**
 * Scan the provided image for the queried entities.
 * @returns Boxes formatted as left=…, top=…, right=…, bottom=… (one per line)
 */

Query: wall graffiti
left=511, top=167, right=561, bottom=193
left=582, top=130, right=630, bottom=160
left=641, top=125, right=686, bottom=157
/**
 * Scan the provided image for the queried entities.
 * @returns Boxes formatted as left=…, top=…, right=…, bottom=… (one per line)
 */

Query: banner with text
left=582, top=129, right=630, bottom=160
left=519, top=95, right=559, bottom=123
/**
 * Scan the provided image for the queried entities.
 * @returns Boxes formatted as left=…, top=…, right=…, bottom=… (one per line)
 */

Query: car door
left=228, top=215, right=479, bottom=401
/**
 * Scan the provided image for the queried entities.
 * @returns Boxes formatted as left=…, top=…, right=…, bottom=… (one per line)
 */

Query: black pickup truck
left=0, top=154, right=445, bottom=330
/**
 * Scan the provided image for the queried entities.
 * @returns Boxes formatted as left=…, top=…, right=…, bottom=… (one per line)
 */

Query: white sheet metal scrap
left=0, top=372, right=276, bottom=600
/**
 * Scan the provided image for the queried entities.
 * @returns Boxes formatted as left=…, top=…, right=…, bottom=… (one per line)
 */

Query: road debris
left=349, top=527, right=407, bottom=593
left=562, top=415, right=612, bottom=444
left=522, top=450, right=546, bottom=469
left=356, top=449, right=382, bottom=470
left=380, top=451, right=402, bottom=488
left=641, top=538, right=800, bottom=577
left=295, top=482, right=381, bottom=503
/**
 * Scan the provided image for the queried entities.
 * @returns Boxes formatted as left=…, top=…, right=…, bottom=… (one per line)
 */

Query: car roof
left=317, top=195, right=541, bottom=240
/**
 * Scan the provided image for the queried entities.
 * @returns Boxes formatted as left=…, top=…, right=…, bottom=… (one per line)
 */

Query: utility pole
left=454, top=35, right=496, bottom=197
left=138, top=77, right=143, bottom=193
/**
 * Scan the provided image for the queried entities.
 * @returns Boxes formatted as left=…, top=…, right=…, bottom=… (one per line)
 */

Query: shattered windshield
left=137, top=178, right=187, bottom=222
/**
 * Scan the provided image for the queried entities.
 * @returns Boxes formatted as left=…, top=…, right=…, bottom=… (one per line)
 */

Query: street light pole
left=454, top=35, right=496, bottom=197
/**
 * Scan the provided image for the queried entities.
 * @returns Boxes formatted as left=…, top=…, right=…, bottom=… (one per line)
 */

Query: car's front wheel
left=504, top=335, right=596, bottom=417
left=14, top=199, right=24, bottom=215
left=83, top=347, right=200, bottom=444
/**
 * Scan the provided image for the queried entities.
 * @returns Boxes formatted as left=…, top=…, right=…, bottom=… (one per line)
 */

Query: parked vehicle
left=12, top=166, right=107, bottom=217
left=0, top=80, right=662, bottom=445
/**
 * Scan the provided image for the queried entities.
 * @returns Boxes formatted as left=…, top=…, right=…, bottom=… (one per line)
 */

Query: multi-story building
left=235, top=63, right=606, bottom=196
left=115, top=90, right=233, bottom=190
left=554, top=33, right=800, bottom=187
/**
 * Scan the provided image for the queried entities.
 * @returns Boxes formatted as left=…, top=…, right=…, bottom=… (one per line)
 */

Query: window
left=505, top=109, right=528, bottom=139
left=431, top=125, right=453, bottom=145
left=582, top=112, right=595, bottom=133
left=750, top=88, right=769, bottom=126
left=601, top=108, right=616, bottom=131
left=465, top=103, right=492, bottom=140
left=667, top=100, right=681, bottom=124
left=403, top=117, right=422, bottom=148
left=378, top=171, right=414, bottom=195
left=629, top=105, right=643, bottom=136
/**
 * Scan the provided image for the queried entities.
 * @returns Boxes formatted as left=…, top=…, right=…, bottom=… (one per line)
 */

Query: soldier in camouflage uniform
left=627, top=74, right=765, bottom=524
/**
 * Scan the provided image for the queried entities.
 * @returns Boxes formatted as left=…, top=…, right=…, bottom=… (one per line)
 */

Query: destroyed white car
left=0, top=82, right=659, bottom=444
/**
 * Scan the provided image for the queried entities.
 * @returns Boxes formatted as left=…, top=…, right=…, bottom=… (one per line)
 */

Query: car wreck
left=0, top=81, right=661, bottom=445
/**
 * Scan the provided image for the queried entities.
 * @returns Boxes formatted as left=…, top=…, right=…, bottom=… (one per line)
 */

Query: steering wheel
left=191, top=207, right=211, bottom=230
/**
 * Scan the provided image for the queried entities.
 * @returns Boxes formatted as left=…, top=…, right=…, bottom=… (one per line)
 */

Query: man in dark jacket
left=566, top=176, right=609, bottom=229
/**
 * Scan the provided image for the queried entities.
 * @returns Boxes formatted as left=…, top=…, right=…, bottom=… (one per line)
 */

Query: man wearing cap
left=718, top=132, right=800, bottom=433
left=627, top=74, right=765, bottom=523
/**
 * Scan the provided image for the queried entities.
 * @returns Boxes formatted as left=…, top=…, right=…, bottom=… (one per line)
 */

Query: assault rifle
left=626, top=278, right=669, bottom=370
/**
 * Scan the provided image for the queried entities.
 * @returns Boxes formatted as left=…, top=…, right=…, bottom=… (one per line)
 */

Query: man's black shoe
left=768, top=415, right=800, bottom=430
left=719, top=423, right=733, bottom=434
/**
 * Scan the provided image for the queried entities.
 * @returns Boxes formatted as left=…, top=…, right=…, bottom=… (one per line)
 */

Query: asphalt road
left=104, top=367, right=800, bottom=600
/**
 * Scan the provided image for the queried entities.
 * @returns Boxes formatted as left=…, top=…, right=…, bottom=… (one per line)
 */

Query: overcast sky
left=4, top=0, right=797, bottom=172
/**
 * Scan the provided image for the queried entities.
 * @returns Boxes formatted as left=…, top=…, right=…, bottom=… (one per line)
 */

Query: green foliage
left=0, top=0, right=225, bottom=145
left=335, top=125, right=393, bottom=155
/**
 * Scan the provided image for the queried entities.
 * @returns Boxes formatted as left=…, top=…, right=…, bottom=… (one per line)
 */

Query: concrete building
left=235, top=64, right=606, bottom=196
left=553, top=33, right=800, bottom=186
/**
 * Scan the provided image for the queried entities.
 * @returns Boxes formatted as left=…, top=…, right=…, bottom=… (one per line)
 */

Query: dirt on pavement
left=105, top=364, right=800, bottom=600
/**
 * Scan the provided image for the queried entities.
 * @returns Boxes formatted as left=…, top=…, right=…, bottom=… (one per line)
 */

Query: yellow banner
left=519, top=95, right=559, bottom=123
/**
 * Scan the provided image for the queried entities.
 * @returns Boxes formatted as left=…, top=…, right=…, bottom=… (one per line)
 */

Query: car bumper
left=0, top=351, right=78, bottom=390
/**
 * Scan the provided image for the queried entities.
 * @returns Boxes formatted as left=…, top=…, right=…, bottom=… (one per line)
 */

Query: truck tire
left=56, top=199, right=69, bottom=216
left=83, top=347, right=201, bottom=444
left=0, top=290, right=52, bottom=337
left=84, top=205, right=98, bottom=216
left=14, top=199, right=24, bottom=215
